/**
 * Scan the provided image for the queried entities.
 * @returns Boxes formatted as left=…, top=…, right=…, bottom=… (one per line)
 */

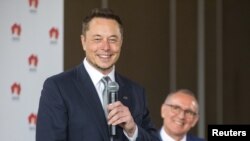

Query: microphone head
left=107, top=81, right=119, bottom=92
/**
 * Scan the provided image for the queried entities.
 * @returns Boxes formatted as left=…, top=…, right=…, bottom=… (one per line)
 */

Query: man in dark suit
left=36, top=8, right=159, bottom=141
left=159, top=89, right=205, bottom=141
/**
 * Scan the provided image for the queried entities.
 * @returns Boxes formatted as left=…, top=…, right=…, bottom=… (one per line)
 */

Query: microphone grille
left=108, top=81, right=119, bottom=92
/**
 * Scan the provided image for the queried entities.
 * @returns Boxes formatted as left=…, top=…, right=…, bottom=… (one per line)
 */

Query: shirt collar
left=160, top=127, right=186, bottom=141
left=83, top=58, right=115, bottom=86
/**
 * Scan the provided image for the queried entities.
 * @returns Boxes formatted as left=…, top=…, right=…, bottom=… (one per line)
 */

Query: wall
left=64, top=0, right=250, bottom=138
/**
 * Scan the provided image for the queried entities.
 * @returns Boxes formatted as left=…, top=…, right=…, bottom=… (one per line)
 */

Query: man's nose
left=101, top=39, right=110, bottom=50
left=177, top=109, right=185, bottom=119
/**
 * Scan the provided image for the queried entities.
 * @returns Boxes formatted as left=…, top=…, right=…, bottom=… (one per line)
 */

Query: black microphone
left=107, top=81, right=119, bottom=136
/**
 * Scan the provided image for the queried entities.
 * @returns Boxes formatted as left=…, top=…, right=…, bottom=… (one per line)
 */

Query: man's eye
left=172, top=105, right=180, bottom=110
left=108, top=38, right=118, bottom=43
left=94, top=38, right=101, bottom=42
left=186, top=110, right=196, bottom=116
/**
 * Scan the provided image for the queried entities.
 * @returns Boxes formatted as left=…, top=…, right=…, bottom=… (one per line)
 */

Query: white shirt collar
left=83, top=58, right=115, bottom=85
left=160, top=127, right=186, bottom=141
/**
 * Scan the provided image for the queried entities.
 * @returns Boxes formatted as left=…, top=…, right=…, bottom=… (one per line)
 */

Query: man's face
left=81, top=17, right=122, bottom=74
left=161, top=92, right=199, bottom=138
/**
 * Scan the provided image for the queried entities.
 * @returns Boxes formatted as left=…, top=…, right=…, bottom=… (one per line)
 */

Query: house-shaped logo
left=28, top=0, right=39, bottom=12
left=11, top=23, right=21, bottom=40
left=28, top=54, right=38, bottom=71
left=11, top=82, right=21, bottom=100
left=49, top=27, right=59, bottom=44
left=28, top=113, right=37, bottom=130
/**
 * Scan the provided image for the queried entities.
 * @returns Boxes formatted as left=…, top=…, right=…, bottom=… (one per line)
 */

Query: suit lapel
left=74, top=64, right=110, bottom=141
left=115, top=73, right=132, bottom=113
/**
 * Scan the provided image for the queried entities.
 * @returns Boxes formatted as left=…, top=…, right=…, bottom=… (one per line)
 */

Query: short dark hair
left=82, top=8, right=123, bottom=36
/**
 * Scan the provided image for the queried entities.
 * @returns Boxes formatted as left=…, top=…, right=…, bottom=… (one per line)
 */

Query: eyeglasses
left=165, top=104, right=197, bottom=119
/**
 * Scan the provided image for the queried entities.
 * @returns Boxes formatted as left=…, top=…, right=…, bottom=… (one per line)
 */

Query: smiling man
left=81, top=16, right=122, bottom=75
left=36, top=8, right=159, bottom=141
left=160, top=89, right=205, bottom=141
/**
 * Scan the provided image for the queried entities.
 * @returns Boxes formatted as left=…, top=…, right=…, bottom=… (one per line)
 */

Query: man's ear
left=161, top=105, right=166, bottom=118
left=80, top=35, right=86, bottom=51
left=191, top=115, right=199, bottom=127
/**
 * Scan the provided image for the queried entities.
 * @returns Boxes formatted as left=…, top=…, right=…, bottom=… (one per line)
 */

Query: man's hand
left=107, top=101, right=136, bottom=137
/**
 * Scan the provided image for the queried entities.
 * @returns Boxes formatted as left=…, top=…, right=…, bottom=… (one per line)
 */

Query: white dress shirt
left=83, top=58, right=115, bottom=104
left=160, top=127, right=186, bottom=141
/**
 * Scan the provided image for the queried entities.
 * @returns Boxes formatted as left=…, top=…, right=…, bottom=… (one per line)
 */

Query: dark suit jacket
left=186, top=134, right=205, bottom=141
left=36, top=63, right=159, bottom=141
left=158, top=133, right=205, bottom=141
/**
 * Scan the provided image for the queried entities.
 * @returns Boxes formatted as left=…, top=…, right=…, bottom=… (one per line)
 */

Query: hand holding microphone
left=107, top=82, right=137, bottom=137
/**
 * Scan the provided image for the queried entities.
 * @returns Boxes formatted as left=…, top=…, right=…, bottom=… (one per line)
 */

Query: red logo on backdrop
left=28, top=0, right=39, bottom=12
left=28, top=54, right=38, bottom=71
left=11, top=82, right=21, bottom=100
left=28, top=113, right=37, bottom=130
left=49, top=27, right=59, bottom=44
left=11, top=23, right=21, bottom=40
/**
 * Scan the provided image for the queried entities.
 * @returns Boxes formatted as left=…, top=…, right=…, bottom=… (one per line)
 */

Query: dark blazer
left=186, top=134, right=205, bottom=141
left=158, top=133, right=205, bottom=141
left=36, top=63, right=159, bottom=141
